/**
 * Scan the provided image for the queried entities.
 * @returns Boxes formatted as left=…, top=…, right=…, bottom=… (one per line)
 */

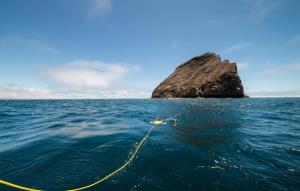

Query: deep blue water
left=0, top=99, right=299, bottom=191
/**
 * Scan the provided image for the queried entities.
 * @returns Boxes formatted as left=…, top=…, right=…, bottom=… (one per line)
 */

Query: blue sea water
left=0, top=99, right=299, bottom=191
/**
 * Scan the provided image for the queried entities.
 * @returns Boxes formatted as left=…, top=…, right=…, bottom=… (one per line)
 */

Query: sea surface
left=0, top=99, right=299, bottom=191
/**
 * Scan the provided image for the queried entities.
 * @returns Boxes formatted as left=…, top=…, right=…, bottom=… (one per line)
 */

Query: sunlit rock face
left=152, top=52, right=245, bottom=98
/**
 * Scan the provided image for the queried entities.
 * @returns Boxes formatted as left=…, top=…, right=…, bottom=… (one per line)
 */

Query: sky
left=0, top=0, right=300, bottom=98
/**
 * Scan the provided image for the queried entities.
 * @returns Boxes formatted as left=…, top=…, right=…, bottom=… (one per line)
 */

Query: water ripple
left=0, top=98, right=299, bottom=191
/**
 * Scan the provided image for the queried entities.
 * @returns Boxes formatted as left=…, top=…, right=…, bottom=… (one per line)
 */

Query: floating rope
left=0, top=180, right=41, bottom=191
left=0, top=119, right=166, bottom=191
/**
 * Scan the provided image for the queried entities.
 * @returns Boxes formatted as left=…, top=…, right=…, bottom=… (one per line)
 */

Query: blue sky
left=0, top=0, right=299, bottom=98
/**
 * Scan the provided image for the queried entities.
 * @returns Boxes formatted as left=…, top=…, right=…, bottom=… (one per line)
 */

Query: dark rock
left=151, top=52, right=246, bottom=98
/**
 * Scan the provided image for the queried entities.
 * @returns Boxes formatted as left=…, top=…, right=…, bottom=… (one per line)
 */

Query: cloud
left=132, top=65, right=141, bottom=73
left=288, top=35, right=300, bottom=46
left=224, top=42, right=250, bottom=53
left=0, top=36, right=58, bottom=54
left=263, top=67, right=281, bottom=75
left=0, top=58, right=151, bottom=99
left=288, top=62, right=300, bottom=70
left=247, top=0, right=282, bottom=18
left=0, top=84, right=58, bottom=99
left=3, top=84, right=300, bottom=99
left=0, top=84, right=151, bottom=99
left=88, top=0, right=112, bottom=17
left=43, top=60, right=127, bottom=88
left=263, top=60, right=300, bottom=75
left=246, top=89, right=300, bottom=97
left=237, top=62, right=249, bottom=70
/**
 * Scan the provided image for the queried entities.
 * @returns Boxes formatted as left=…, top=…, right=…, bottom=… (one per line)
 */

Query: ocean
left=0, top=99, right=299, bottom=191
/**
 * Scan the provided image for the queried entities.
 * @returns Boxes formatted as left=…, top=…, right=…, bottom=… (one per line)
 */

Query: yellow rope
left=0, top=180, right=41, bottom=191
left=0, top=120, right=163, bottom=191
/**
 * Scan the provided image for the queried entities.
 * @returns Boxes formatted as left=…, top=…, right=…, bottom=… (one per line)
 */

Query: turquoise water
left=0, top=99, right=299, bottom=191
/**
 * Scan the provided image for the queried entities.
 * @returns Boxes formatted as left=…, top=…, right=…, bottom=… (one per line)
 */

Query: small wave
left=284, top=146, right=300, bottom=157
left=0, top=99, right=299, bottom=191
left=0, top=112, right=12, bottom=117
left=287, top=168, right=296, bottom=172
left=197, top=165, right=225, bottom=170
left=291, top=148, right=300, bottom=152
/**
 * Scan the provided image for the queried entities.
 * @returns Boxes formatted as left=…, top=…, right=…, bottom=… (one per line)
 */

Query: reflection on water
left=156, top=99, right=243, bottom=149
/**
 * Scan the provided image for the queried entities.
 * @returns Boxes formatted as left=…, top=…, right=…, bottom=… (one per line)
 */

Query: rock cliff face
left=151, top=52, right=245, bottom=98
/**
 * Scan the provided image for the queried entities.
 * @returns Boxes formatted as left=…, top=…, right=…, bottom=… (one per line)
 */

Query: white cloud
left=0, top=36, right=58, bottom=54
left=224, top=42, right=250, bottom=53
left=0, top=84, right=59, bottom=99
left=132, top=65, right=141, bottom=73
left=43, top=60, right=127, bottom=88
left=0, top=84, right=151, bottom=99
left=263, top=67, right=281, bottom=75
left=246, top=89, right=300, bottom=97
left=263, top=60, right=300, bottom=75
left=247, top=0, right=282, bottom=18
left=288, top=62, right=300, bottom=70
left=88, top=0, right=112, bottom=17
left=3, top=84, right=299, bottom=99
left=0, top=58, right=151, bottom=99
left=237, top=62, right=249, bottom=70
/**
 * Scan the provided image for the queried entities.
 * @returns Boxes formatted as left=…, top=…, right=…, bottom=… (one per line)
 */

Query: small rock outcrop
left=151, top=52, right=245, bottom=98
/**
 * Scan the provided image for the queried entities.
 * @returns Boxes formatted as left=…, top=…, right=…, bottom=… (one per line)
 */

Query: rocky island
left=152, top=52, right=246, bottom=98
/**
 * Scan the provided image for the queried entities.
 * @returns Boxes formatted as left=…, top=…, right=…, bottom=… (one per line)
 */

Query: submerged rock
left=152, top=52, right=245, bottom=98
